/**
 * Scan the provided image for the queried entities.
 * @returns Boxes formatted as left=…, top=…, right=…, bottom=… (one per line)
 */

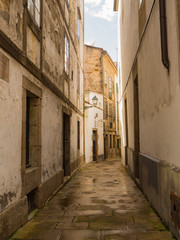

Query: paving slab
left=9, top=159, right=175, bottom=240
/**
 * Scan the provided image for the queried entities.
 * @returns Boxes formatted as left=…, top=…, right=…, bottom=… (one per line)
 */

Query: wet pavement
left=9, top=158, right=175, bottom=240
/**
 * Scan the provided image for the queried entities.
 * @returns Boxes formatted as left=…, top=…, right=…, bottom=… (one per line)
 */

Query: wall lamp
left=84, top=96, right=99, bottom=109
left=92, top=96, right=98, bottom=106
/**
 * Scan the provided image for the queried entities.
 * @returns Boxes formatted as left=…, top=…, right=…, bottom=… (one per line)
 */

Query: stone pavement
left=9, top=159, right=175, bottom=240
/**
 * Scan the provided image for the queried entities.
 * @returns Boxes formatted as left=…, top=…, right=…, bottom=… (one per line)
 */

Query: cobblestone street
left=9, top=159, right=174, bottom=240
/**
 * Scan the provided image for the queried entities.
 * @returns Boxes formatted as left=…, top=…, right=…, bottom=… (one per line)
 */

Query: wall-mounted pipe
left=159, top=0, right=169, bottom=69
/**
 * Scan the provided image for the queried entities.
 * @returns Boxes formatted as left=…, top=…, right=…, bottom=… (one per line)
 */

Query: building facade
left=0, top=0, right=84, bottom=239
left=84, top=45, right=119, bottom=163
left=114, top=0, right=180, bottom=238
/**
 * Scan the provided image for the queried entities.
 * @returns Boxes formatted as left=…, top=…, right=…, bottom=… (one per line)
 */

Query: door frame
left=92, top=129, right=98, bottom=161
left=62, top=107, right=71, bottom=176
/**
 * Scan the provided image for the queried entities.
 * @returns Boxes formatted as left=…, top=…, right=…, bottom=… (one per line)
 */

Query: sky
left=84, top=0, right=118, bottom=62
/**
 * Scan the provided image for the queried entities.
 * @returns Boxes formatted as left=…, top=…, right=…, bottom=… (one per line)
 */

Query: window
left=104, top=100, right=108, bottom=119
left=113, top=135, right=115, bottom=148
left=77, top=121, right=80, bottom=149
left=105, top=72, right=107, bottom=85
left=77, top=64, right=80, bottom=94
left=117, top=101, right=119, bottom=118
left=112, top=81, right=114, bottom=93
left=78, top=18, right=80, bottom=40
left=109, top=76, right=112, bottom=98
left=25, top=92, right=41, bottom=168
left=109, top=103, right=113, bottom=129
left=113, top=104, right=115, bottom=121
left=109, top=103, right=112, bottom=118
left=71, top=71, right=73, bottom=81
left=77, top=7, right=81, bottom=40
left=22, top=77, right=42, bottom=170
left=117, top=119, right=119, bottom=130
left=65, top=34, right=70, bottom=75
left=110, top=135, right=112, bottom=149
left=117, top=139, right=120, bottom=149
left=116, top=83, right=119, bottom=93
left=28, top=0, right=41, bottom=27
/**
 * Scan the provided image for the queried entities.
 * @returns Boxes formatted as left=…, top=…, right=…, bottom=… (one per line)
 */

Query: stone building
left=114, top=0, right=180, bottom=238
left=84, top=45, right=119, bottom=163
left=0, top=0, right=84, bottom=239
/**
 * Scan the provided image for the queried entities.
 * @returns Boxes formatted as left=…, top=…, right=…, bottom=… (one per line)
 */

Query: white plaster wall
left=120, top=0, right=139, bottom=91
left=70, top=112, right=84, bottom=163
left=85, top=92, right=104, bottom=163
left=41, top=90, right=63, bottom=182
left=138, top=0, right=180, bottom=167
left=118, top=0, right=139, bottom=153
left=0, top=50, right=23, bottom=210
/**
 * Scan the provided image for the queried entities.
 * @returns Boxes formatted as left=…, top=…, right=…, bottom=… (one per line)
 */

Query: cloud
left=85, top=0, right=115, bottom=22
left=85, top=40, right=96, bottom=46
left=85, top=0, right=102, bottom=7
left=85, top=6, right=89, bottom=13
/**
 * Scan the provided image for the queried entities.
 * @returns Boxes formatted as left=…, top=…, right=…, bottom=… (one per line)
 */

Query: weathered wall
left=0, top=0, right=23, bottom=49
left=84, top=45, right=103, bottom=94
left=103, top=53, right=118, bottom=159
left=120, top=0, right=139, bottom=92
left=42, top=0, right=64, bottom=89
left=0, top=0, right=84, bottom=239
left=0, top=49, right=22, bottom=213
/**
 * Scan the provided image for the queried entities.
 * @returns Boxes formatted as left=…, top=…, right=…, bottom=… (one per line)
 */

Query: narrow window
left=110, top=135, right=112, bottom=149
left=117, top=119, right=119, bottom=130
left=78, top=18, right=80, bottom=40
left=109, top=76, right=112, bottom=98
left=28, top=0, right=41, bottom=27
left=117, top=101, right=119, bottom=118
left=65, top=34, right=70, bottom=75
left=116, top=83, right=119, bottom=93
left=112, top=105, right=115, bottom=121
left=77, top=7, right=81, bottom=41
left=77, top=64, right=80, bottom=94
left=71, top=71, right=73, bottom=81
left=25, top=91, right=41, bottom=168
left=104, top=100, right=108, bottom=119
left=77, top=121, right=80, bottom=149
left=26, top=96, right=30, bottom=168
left=109, top=103, right=113, bottom=128
left=113, top=135, right=115, bottom=148
left=105, top=72, right=107, bottom=85
left=117, top=139, right=119, bottom=149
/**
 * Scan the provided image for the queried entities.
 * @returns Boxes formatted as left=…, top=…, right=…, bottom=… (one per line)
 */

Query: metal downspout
left=159, top=0, right=169, bottom=69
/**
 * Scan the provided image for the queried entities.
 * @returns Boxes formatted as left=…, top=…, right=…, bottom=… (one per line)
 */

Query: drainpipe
left=159, top=0, right=169, bottom=69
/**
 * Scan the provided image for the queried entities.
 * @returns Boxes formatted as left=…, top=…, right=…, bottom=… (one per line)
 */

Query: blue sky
left=84, top=0, right=118, bottom=62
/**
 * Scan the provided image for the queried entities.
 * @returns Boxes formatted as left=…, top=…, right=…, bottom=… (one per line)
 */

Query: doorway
left=104, top=134, right=108, bottom=159
left=63, top=113, right=70, bottom=176
left=93, top=130, right=97, bottom=161
left=134, top=76, right=140, bottom=178
left=124, top=98, right=128, bottom=165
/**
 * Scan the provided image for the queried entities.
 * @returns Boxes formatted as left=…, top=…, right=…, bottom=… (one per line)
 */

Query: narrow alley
left=9, top=159, right=174, bottom=240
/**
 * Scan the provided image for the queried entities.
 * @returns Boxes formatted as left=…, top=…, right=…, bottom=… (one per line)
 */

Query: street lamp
left=84, top=96, right=99, bottom=109
left=92, top=96, right=98, bottom=106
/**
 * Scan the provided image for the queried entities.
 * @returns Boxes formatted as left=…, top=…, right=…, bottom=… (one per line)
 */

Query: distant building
left=114, top=0, right=180, bottom=238
left=84, top=45, right=120, bottom=163
left=0, top=0, right=84, bottom=239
